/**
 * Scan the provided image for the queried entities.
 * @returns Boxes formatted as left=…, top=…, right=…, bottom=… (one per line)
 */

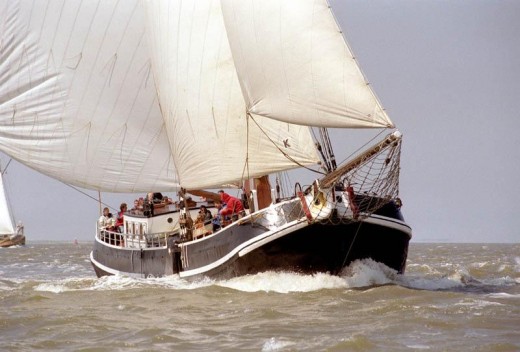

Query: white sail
left=0, top=172, right=15, bottom=235
left=0, top=0, right=394, bottom=192
left=0, top=0, right=178, bottom=192
left=220, top=0, right=393, bottom=128
left=144, top=0, right=320, bottom=189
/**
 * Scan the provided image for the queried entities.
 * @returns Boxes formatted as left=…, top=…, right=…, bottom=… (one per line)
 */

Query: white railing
left=96, top=228, right=177, bottom=249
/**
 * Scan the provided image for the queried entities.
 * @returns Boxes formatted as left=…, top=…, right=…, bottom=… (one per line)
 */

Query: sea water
left=1, top=242, right=519, bottom=351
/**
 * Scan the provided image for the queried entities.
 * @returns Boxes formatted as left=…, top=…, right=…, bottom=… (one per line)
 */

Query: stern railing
left=96, top=228, right=178, bottom=249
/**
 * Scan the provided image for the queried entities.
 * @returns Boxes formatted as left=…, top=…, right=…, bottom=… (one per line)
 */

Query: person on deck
left=218, top=190, right=244, bottom=220
left=98, top=207, right=117, bottom=243
left=211, top=201, right=227, bottom=232
left=130, top=199, right=140, bottom=213
left=147, top=192, right=163, bottom=204
left=98, top=207, right=110, bottom=230
left=106, top=212, right=116, bottom=232
left=198, top=205, right=213, bottom=222
left=115, top=203, right=127, bottom=232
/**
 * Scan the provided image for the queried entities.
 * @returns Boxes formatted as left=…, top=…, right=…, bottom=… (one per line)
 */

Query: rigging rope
left=62, top=183, right=119, bottom=213
left=1, top=159, right=12, bottom=175
left=336, top=129, right=388, bottom=167
left=270, top=131, right=403, bottom=239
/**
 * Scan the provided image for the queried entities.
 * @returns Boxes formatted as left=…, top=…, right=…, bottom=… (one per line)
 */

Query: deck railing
left=96, top=228, right=178, bottom=249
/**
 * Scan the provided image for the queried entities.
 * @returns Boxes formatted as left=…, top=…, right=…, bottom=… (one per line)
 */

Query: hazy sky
left=1, top=0, right=519, bottom=243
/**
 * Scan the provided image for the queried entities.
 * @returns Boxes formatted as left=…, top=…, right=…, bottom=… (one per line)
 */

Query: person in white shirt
left=98, top=207, right=110, bottom=229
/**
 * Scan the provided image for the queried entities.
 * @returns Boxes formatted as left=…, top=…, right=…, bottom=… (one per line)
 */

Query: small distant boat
left=0, top=232, right=25, bottom=248
left=0, top=165, right=25, bottom=248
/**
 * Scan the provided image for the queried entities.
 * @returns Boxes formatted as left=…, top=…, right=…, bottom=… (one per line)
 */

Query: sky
left=1, top=0, right=519, bottom=243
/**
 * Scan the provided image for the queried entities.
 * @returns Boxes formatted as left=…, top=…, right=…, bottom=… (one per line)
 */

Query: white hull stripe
left=237, top=215, right=411, bottom=262
left=179, top=218, right=308, bottom=278
left=180, top=214, right=411, bottom=278
left=237, top=221, right=309, bottom=258
left=363, top=214, right=412, bottom=237
left=93, top=212, right=411, bottom=279
left=89, top=251, right=142, bottom=278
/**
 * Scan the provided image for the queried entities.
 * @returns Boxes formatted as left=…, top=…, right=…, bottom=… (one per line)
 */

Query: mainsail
left=1, top=0, right=394, bottom=192
left=0, top=0, right=177, bottom=192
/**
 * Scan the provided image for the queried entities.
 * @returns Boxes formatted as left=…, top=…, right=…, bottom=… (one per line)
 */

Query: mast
left=98, top=191, right=102, bottom=216
left=242, top=175, right=272, bottom=212
left=314, top=128, right=337, bottom=173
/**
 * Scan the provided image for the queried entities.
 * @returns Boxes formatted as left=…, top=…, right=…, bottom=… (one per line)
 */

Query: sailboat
left=0, top=162, right=25, bottom=248
left=0, top=0, right=411, bottom=278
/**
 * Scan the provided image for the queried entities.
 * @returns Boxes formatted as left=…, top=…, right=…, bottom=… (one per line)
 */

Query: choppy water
left=1, top=242, right=519, bottom=351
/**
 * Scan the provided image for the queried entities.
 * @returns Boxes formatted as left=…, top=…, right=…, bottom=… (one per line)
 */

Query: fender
left=303, top=181, right=334, bottom=221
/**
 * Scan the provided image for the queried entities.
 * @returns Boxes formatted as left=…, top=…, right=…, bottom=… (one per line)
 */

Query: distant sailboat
left=0, top=0, right=411, bottom=277
left=0, top=162, right=24, bottom=248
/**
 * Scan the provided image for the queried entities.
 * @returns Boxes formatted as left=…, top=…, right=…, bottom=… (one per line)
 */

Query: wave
left=3, top=257, right=514, bottom=295
left=31, top=275, right=207, bottom=293
left=26, top=259, right=400, bottom=294
left=397, top=265, right=518, bottom=294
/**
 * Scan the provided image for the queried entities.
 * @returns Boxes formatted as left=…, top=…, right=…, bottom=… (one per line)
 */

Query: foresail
left=144, top=0, right=320, bottom=190
left=0, top=172, right=15, bottom=235
left=220, top=0, right=393, bottom=129
left=0, top=0, right=179, bottom=192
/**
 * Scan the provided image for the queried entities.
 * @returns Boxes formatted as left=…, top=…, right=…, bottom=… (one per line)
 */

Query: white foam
left=28, top=256, right=518, bottom=294
left=30, top=273, right=213, bottom=293
left=397, top=274, right=464, bottom=291
left=218, top=271, right=348, bottom=293
left=34, top=283, right=66, bottom=293
left=340, top=259, right=398, bottom=288
left=454, top=299, right=503, bottom=308
left=405, top=345, right=431, bottom=350
left=0, top=281, right=17, bottom=291
left=218, top=259, right=400, bottom=293
left=88, top=274, right=195, bottom=291
left=33, top=277, right=97, bottom=293
left=261, top=337, right=295, bottom=351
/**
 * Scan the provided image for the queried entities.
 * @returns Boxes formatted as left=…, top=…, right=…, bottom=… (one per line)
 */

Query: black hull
left=91, top=242, right=176, bottom=278
left=202, top=221, right=409, bottom=280
left=91, top=210, right=411, bottom=281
